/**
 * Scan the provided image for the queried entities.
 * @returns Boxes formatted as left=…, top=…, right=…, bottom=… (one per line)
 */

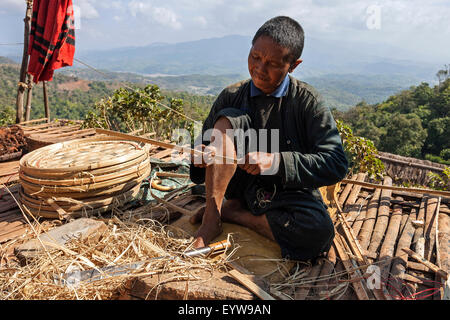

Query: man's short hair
left=252, top=16, right=305, bottom=63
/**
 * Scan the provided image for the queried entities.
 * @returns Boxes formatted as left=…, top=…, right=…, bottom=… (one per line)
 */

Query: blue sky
left=1, top=0, right=449, bottom=63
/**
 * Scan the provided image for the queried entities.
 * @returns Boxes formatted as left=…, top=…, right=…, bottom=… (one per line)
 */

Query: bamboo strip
left=367, top=176, right=393, bottom=256
left=341, top=178, right=450, bottom=198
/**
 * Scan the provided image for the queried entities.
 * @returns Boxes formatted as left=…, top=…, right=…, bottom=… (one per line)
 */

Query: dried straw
left=0, top=211, right=234, bottom=300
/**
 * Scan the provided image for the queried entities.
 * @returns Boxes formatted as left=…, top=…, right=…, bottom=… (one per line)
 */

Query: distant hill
left=60, top=66, right=422, bottom=110
left=0, top=56, right=16, bottom=64
left=76, top=35, right=440, bottom=80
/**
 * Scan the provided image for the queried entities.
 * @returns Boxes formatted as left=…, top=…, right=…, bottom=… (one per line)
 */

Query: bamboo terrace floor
left=0, top=124, right=449, bottom=300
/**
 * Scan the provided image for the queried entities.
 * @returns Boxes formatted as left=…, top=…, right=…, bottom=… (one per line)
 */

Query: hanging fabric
left=27, top=0, right=75, bottom=83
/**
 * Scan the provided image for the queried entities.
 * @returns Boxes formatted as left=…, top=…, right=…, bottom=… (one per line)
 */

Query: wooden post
left=24, top=73, right=33, bottom=121
left=15, top=0, right=33, bottom=124
left=43, top=81, right=50, bottom=123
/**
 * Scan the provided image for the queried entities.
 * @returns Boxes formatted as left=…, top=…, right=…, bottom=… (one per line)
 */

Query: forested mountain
left=0, top=62, right=215, bottom=126
left=334, top=78, right=450, bottom=164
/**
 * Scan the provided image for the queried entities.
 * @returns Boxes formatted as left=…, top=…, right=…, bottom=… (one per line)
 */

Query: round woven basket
left=19, top=136, right=151, bottom=219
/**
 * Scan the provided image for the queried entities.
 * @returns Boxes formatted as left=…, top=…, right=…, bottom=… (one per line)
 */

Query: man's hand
left=191, top=144, right=217, bottom=168
left=238, top=152, right=281, bottom=175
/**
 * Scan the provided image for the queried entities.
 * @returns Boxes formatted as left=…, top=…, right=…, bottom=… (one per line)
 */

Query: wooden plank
left=367, top=176, right=393, bottom=256
left=37, top=128, right=95, bottom=140
left=28, top=125, right=81, bottom=137
left=227, top=267, right=275, bottom=300
left=128, top=269, right=257, bottom=300
left=15, top=218, right=107, bottom=262
left=0, top=225, right=29, bottom=243
left=0, top=161, right=20, bottom=177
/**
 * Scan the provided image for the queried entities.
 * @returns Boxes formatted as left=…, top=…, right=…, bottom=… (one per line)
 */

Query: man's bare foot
left=190, top=199, right=275, bottom=242
left=192, top=209, right=223, bottom=248
left=189, top=199, right=244, bottom=226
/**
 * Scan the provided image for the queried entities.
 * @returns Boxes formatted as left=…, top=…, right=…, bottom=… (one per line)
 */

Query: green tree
left=380, top=113, right=427, bottom=158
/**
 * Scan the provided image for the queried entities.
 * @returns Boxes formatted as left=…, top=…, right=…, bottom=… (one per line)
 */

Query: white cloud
left=77, top=0, right=100, bottom=19
left=128, top=1, right=182, bottom=29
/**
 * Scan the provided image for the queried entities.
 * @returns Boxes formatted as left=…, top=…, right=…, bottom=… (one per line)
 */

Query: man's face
left=248, top=35, right=301, bottom=94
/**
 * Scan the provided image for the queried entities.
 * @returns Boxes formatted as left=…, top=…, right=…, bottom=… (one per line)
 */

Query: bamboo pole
left=294, top=260, right=323, bottom=300
left=338, top=174, right=356, bottom=207
left=342, top=172, right=367, bottom=211
left=341, top=178, right=450, bottom=198
left=437, top=212, right=450, bottom=299
left=390, top=207, right=417, bottom=294
left=424, top=196, right=440, bottom=262
left=359, top=188, right=381, bottom=251
left=332, top=233, right=370, bottom=300
left=401, top=248, right=448, bottom=280
left=351, top=199, right=368, bottom=236
left=379, top=198, right=403, bottom=284
left=15, top=0, right=33, bottom=124
left=367, top=176, right=393, bottom=256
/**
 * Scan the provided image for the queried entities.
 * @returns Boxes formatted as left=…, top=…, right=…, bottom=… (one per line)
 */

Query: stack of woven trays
left=18, top=136, right=151, bottom=219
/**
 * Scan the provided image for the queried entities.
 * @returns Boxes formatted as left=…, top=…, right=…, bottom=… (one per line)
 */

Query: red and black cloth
left=28, top=0, right=75, bottom=83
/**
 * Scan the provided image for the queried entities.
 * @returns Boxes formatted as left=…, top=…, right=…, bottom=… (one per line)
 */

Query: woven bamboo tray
left=19, top=136, right=151, bottom=219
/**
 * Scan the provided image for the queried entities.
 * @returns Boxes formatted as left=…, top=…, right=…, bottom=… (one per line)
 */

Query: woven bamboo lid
left=20, top=136, right=148, bottom=175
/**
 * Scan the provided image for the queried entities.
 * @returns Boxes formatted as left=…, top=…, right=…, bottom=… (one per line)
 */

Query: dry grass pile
left=0, top=217, right=234, bottom=300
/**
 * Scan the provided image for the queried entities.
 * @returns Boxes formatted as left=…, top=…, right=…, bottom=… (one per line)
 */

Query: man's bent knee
left=214, top=116, right=233, bottom=132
